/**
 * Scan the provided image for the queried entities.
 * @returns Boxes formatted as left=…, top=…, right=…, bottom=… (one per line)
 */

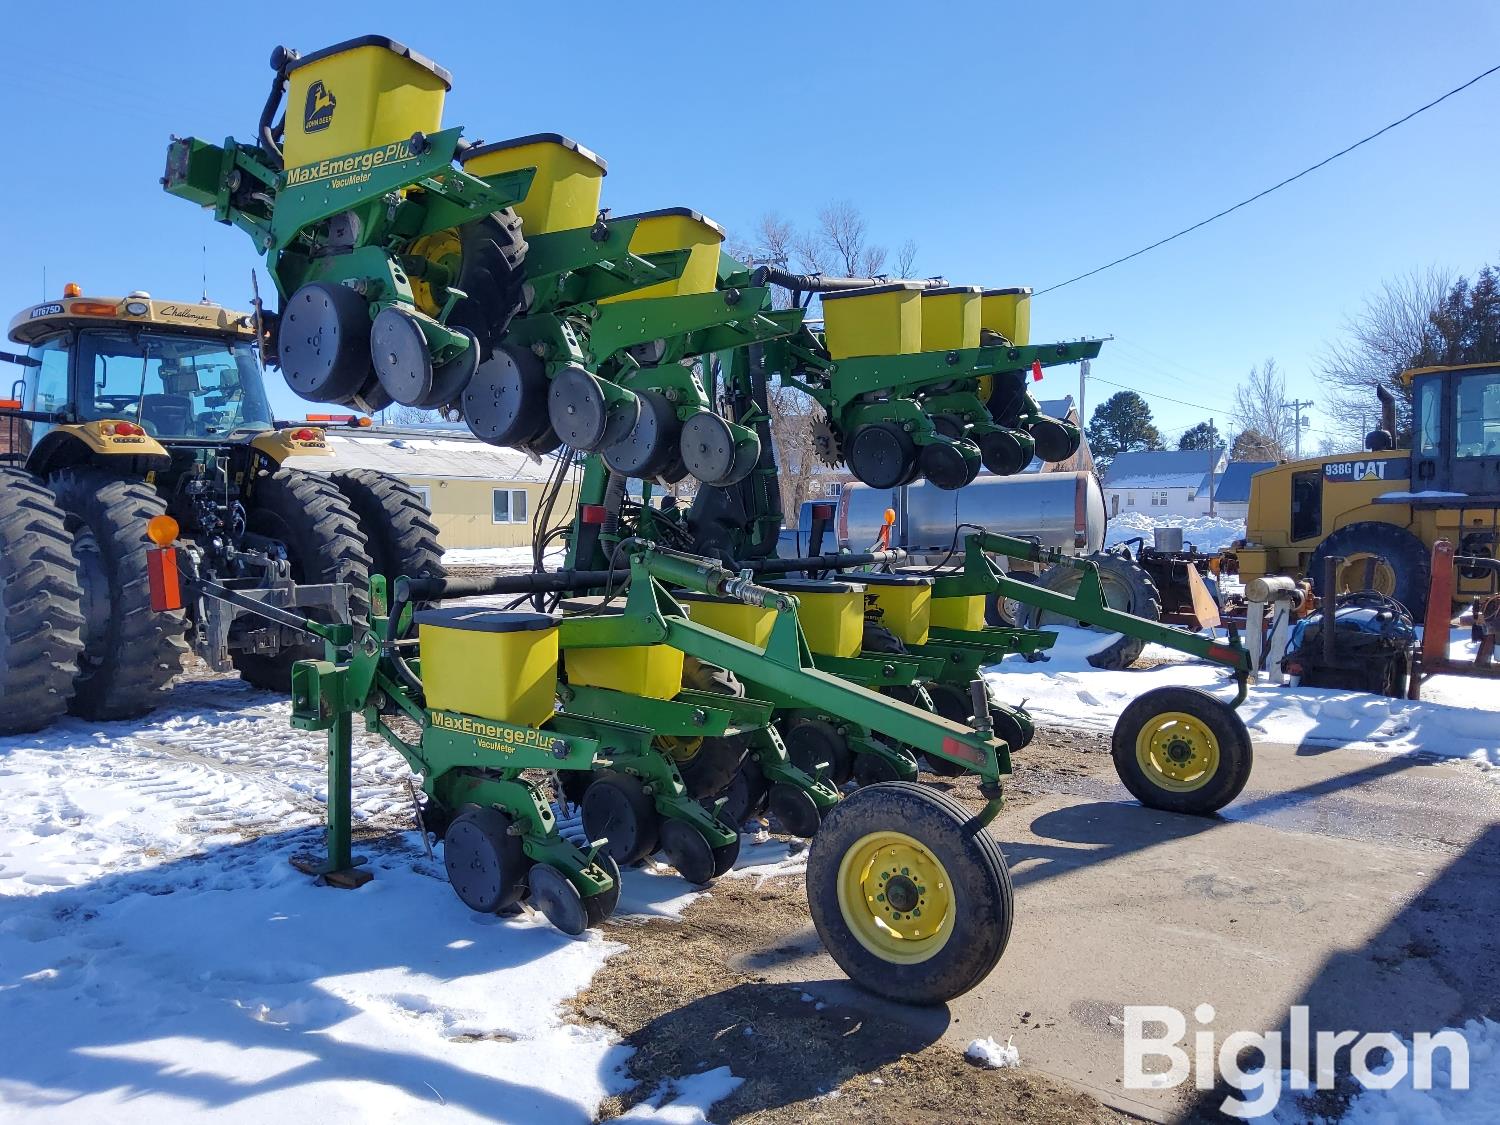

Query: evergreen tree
left=1178, top=422, right=1219, bottom=451
left=1086, top=391, right=1162, bottom=466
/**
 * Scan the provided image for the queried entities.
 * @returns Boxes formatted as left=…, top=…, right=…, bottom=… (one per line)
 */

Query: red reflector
left=1031, top=360, right=1044, bottom=382
left=581, top=504, right=607, bottom=525
left=292, top=427, right=318, bottom=441
left=117, top=421, right=143, bottom=436
left=147, top=547, right=183, bottom=612
left=1207, top=644, right=1242, bottom=665
left=941, top=736, right=986, bottom=766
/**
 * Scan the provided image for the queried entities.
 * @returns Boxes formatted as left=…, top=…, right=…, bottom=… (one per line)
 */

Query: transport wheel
left=48, top=469, right=188, bottom=720
left=0, top=470, right=84, bottom=732
left=231, top=469, right=371, bottom=692
left=784, top=718, right=854, bottom=785
left=769, top=781, right=823, bottom=838
left=443, top=805, right=531, bottom=913
left=1111, top=686, right=1253, bottom=815
left=721, top=759, right=769, bottom=826
left=527, top=863, right=588, bottom=935
left=581, top=770, right=660, bottom=865
left=988, top=570, right=1040, bottom=628
left=918, top=682, right=975, bottom=776
left=1025, top=553, right=1161, bottom=670
left=327, top=469, right=446, bottom=603
left=1308, top=521, right=1431, bottom=619
left=659, top=818, right=717, bottom=885
left=583, top=854, right=622, bottom=927
left=807, top=781, right=1014, bottom=1005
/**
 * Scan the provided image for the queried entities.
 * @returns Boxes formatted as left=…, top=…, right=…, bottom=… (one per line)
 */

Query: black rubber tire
left=1308, top=522, right=1431, bottom=620
left=681, top=655, right=746, bottom=698
left=670, top=735, right=750, bottom=800
left=853, top=750, right=906, bottom=786
left=861, top=620, right=907, bottom=655
left=1025, top=553, right=1161, bottom=670
left=582, top=770, right=660, bottom=866
left=991, top=704, right=1034, bottom=752
left=443, top=210, right=530, bottom=360
left=1026, top=415, right=1080, bottom=464
left=711, top=832, right=741, bottom=877
left=659, top=818, right=717, bottom=885
left=919, top=682, right=975, bottom=776
left=583, top=853, right=623, bottom=927
left=1111, top=686, right=1253, bottom=815
left=988, top=570, right=1040, bottom=628
left=783, top=717, right=854, bottom=785
left=807, top=781, right=1014, bottom=1005
left=443, top=805, right=531, bottom=913
left=327, top=469, right=446, bottom=598
left=48, top=469, right=188, bottom=720
left=0, top=470, right=85, bottom=732
left=720, top=759, right=769, bottom=826
left=768, top=781, right=823, bottom=838
left=231, top=469, right=371, bottom=692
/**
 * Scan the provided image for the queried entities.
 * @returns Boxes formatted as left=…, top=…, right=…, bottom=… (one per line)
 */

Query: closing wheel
left=443, top=806, right=531, bottom=913
left=278, top=281, right=372, bottom=403
left=549, top=366, right=638, bottom=451
left=583, top=854, right=622, bottom=928
left=784, top=718, right=854, bottom=785
left=462, top=344, right=551, bottom=447
left=659, top=818, right=717, bottom=885
left=991, top=704, right=1034, bottom=751
left=711, top=831, right=741, bottom=878
left=370, top=305, right=435, bottom=407
left=581, top=770, right=661, bottom=866
left=919, top=440, right=981, bottom=490
left=423, top=327, right=481, bottom=409
left=847, top=421, right=918, bottom=489
left=679, top=413, right=760, bottom=487
left=527, top=863, right=589, bottom=935
left=769, top=781, right=823, bottom=838
left=1026, top=415, right=1080, bottom=463
left=602, top=388, right=679, bottom=478
left=808, top=782, right=1013, bottom=1004
left=977, top=428, right=1035, bottom=477
left=854, top=750, right=906, bottom=786
left=720, top=759, right=769, bottom=826
left=1111, top=686, right=1253, bottom=815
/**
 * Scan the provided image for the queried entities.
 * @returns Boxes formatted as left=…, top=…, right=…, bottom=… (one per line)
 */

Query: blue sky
left=3, top=1, right=1496, bottom=445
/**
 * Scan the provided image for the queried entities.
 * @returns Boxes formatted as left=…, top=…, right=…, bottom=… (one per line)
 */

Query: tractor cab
left=3, top=287, right=277, bottom=471
left=1407, top=363, right=1500, bottom=500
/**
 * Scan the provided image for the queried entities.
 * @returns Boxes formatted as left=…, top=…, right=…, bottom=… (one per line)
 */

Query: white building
left=1102, top=448, right=1227, bottom=518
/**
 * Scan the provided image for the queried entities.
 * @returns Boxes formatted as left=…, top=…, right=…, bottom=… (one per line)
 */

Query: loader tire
left=232, top=469, right=371, bottom=693
left=444, top=210, right=530, bottom=360
left=328, top=469, right=446, bottom=602
left=1024, top=552, right=1161, bottom=670
left=0, top=469, right=85, bottom=732
left=48, top=468, right=188, bottom=720
left=1308, top=521, right=1430, bottom=620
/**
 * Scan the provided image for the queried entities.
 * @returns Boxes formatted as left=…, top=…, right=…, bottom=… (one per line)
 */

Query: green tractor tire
left=1111, top=686, right=1253, bottom=815
left=807, top=782, right=1014, bottom=1005
left=48, top=468, right=188, bottom=721
left=0, top=470, right=85, bottom=732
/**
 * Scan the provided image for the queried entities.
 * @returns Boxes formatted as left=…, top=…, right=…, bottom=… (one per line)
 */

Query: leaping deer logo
left=304, top=80, right=336, bottom=133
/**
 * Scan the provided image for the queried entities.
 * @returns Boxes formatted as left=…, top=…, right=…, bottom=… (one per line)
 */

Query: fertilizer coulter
left=148, top=529, right=1017, bottom=1004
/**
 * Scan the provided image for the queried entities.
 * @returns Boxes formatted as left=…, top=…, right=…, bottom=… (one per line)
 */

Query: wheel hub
left=1135, top=711, right=1220, bottom=791
left=836, top=832, right=954, bottom=961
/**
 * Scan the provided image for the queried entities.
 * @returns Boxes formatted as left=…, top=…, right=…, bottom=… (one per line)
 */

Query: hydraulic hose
left=748, top=266, right=948, bottom=294
left=258, top=46, right=299, bottom=171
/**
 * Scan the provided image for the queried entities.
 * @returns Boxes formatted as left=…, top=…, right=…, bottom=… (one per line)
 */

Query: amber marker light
left=146, top=515, right=180, bottom=547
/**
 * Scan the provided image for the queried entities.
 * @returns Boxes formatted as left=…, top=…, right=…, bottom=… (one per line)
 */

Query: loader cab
left=1410, top=364, right=1500, bottom=499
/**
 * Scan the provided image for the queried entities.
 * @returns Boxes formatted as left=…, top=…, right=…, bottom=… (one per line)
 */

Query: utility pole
left=1078, top=358, right=1089, bottom=429
left=1282, top=398, right=1314, bottom=458
left=1208, top=417, right=1218, bottom=516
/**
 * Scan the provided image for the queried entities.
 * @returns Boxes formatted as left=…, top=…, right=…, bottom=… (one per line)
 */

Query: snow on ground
left=986, top=626, right=1500, bottom=768
left=1104, top=511, right=1246, bottom=554
left=607, top=1067, right=744, bottom=1123
left=441, top=545, right=563, bottom=569
left=0, top=678, right=739, bottom=1123
left=964, top=1036, right=1021, bottom=1070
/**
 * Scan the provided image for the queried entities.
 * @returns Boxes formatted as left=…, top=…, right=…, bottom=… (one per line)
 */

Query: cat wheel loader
left=0, top=287, right=445, bottom=732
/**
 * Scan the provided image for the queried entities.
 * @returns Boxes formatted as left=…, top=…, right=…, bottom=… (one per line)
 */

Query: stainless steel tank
left=828, top=471, right=1106, bottom=555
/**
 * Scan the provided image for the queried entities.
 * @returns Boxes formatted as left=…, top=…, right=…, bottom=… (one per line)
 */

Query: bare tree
left=766, top=380, right=841, bottom=519
left=389, top=404, right=441, bottom=426
left=895, top=239, right=919, bottom=279
left=1320, top=266, right=1456, bottom=445
left=1231, top=359, right=1296, bottom=460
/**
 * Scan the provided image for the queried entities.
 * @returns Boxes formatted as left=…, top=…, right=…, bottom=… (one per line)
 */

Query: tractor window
left=1290, top=469, right=1322, bottom=541
left=1415, top=376, right=1442, bottom=458
left=76, top=329, right=274, bottom=439
left=1454, top=369, right=1500, bottom=459
left=24, top=335, right=71, bottom=416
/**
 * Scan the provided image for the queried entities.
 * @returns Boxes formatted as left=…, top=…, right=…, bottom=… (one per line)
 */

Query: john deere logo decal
left=304, top=80, right=336, bottom=133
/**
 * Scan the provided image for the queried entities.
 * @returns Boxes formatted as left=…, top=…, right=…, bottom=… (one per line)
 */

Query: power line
left=1087, top=374, right=1233, bottom=415
left=1037, top=62, right=1500, bottom=295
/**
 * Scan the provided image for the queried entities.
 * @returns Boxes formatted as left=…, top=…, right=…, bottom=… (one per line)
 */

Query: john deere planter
left=150, top=532, right=1015, bottom=1004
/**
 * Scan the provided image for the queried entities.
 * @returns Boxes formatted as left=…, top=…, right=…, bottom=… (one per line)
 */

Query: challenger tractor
left=0, top=288, right=444, bottom=733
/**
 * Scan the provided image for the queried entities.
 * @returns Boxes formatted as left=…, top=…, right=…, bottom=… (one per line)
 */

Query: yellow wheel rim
left=656, top=734, right=703, bottom=764
left=1336, top=553, right=1396, bottom=598
left=835, top=831, right=955, bottom=964
left=1134, top=711, right=1220, bottom=793
left=405, top=229, right=463, bottom=318
left=976, top=374, right=994, bottom=403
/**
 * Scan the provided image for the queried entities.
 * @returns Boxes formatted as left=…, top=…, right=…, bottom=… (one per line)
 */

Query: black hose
left=748, top=266, right=948, bottom=293
left=258, top=46, right=297, bottom=171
